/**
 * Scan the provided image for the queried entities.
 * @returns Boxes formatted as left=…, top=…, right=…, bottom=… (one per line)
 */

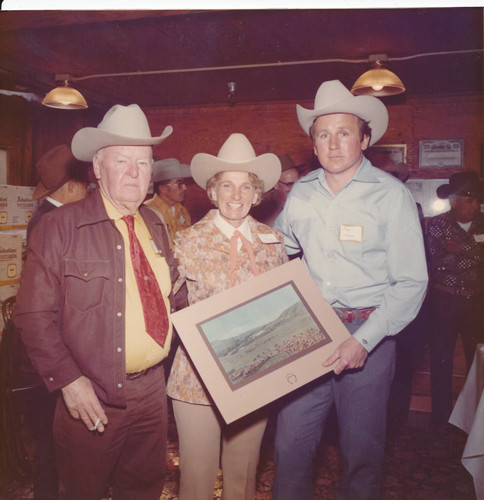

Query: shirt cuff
left=351, top=320, right=387, bottom=353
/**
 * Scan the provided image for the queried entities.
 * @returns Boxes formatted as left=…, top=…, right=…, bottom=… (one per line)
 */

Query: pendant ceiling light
left=351, top=54, right=405, bottom=97
left=42, top=74, right=88, bottom=110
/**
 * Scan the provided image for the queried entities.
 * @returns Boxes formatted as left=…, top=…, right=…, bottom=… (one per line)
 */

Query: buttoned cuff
left=351, top=321, right=386, bottom=353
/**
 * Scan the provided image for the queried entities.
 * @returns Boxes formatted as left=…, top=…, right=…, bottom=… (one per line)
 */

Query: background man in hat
left=427, top=171, right=484, bottom=430
left=273, top=80, right=428, bottom=500
left=252, top=154, right=301, bottom=227
left=28, top=144, right=89, bottom=242
left=144, top=157, right=192, bottom=246
left=24, top=144, right=89, bottom=500
left=14, top=104, right=183, bottom=500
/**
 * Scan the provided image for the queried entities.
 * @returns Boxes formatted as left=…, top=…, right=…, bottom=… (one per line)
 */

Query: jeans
left=273, top=321, right=395, bottom=500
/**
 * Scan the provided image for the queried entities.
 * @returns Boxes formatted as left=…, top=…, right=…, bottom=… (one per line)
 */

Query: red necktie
left=122, top=215, right=169, bottom=347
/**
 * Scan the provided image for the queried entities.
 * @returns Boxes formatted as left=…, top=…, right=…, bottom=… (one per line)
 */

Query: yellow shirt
left=102, top=194, right=172, bottom=373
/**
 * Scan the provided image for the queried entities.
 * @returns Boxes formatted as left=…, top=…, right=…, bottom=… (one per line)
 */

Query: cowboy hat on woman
left=166, top=133, right=288, bottom=500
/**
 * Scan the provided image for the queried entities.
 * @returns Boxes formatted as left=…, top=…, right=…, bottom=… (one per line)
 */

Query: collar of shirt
left=457, top=221, right=472, bottom=232
left=101, top=191, right=144, bottom=226
left=46, top=196, right=63, bottom=208
left=312, top=156, right=381, bottom=194
left=214, top=210, right=253, bottom=248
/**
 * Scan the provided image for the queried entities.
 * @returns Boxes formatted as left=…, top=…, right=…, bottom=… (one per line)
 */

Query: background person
left=427, top=171, right=484, bottom=430
left=144, top=157, right=192, bottom=378
left=273, top=80, right=428, bottom=500
left=28, top=144, right=89, bottom=242
left=166, top=133, right=288, bottom=500
left=252, top=154, right=301, bottom=227
left=13, top=104, right=180, bottom=500
left=25, top=144, right=89, bottom=500
left=144, top=157, right=192, bottom=246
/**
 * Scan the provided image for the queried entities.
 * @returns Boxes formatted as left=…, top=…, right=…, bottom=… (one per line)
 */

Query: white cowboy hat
left=296, top=80, right=389, bottom=146
left=191, top=133, right=281, bottom=192
left=71, top=104, right=173, bottom=161
left=152, top=158, right=192, bottom=183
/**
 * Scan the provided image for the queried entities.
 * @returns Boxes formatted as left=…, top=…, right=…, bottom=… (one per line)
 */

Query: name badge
left=474, top=234, right=484, bottom=243
left=258, top=233, right=279, bottom=244
left=338, top=224, right=363, bottom=243
left=150, top=239, right=162, bottom=254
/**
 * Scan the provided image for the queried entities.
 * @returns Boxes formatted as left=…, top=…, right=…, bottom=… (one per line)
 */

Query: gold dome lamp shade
left=42, top=74, right=88, bottom=110
left=351, top=54, right=405, bottom=97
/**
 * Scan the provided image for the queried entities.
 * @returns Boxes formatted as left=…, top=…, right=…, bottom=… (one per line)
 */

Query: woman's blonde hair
left=206, top=171, right=264, bottom=207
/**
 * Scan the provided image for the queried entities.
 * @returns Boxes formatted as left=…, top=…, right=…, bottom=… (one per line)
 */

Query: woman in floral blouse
left=167, top=133, right=288, bottom=500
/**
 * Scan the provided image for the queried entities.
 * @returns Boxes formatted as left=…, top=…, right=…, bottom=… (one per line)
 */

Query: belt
left=333, top=306, right=376, bottom=323
left=126, top=360, right=163, bottom=380
left=432, top=283, right=476, bottom=298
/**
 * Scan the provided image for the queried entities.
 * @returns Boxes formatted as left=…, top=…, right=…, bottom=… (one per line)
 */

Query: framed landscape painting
left=171, top=258, right=351, bottom=423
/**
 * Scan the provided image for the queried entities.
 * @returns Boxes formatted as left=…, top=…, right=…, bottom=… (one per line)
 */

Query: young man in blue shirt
left=273, top=80, right=428, bottom=500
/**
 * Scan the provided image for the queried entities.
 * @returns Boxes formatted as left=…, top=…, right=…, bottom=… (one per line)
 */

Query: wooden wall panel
left=1, top=92, right=482, bottom=197
left=147, top=93, right=483, bottom=185
left=0, top=94, right=103, bottom=188
left=387, top=95, right=483, bottom=179
left=147, top=103, right=313, bottom=168
left=145, top=93, right=482, bottom=222
left=0, top=95, right=33, bottom=186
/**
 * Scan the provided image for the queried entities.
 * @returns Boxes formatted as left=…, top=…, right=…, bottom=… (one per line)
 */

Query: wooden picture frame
left=366, top=144, right=407, bottom=166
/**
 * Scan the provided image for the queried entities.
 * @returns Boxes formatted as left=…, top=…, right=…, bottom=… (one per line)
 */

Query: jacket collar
left=76, top=188, right=164, bottom=232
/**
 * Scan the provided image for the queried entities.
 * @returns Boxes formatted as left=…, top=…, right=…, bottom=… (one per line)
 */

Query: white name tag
left=258, top=233, right=279, bottom=244
left=150, top=239, right=161, bottom=254
left=474, top=234, right=484, bottom=243
left=338, top=224, right=363, bottom=243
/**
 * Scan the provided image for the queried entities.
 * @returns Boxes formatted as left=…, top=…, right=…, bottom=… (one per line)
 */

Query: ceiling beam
left=0, top=54, right=115, bottom=109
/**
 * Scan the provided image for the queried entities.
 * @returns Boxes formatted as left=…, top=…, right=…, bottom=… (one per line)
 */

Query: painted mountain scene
left=199, top=283, right=331, bottom=388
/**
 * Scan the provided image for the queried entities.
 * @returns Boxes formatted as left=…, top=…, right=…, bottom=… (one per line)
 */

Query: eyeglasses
left=166, top=180, right=187, bottom=189
left=278, top=180, right=296, bottom=187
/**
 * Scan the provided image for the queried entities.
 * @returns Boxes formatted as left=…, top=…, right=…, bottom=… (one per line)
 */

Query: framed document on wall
left=367, top=144, right=407, bottom=166
left=419, top=139, right=464, bottom=168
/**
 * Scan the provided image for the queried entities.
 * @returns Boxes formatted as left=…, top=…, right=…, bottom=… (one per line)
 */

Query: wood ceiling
left=0, top=8, right=482, bottom=111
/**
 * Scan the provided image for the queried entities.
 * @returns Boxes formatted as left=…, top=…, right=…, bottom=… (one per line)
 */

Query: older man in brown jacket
left=14, top=104, right=184, bottom=500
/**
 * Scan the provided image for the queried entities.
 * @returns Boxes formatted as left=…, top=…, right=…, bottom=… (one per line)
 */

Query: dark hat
left=33, top=145, right=88, bottom=200
left=277, top=154, right=306, bottom=173
left=277, top=154, right=296, bottom=172
left=436, top=171, right=482, bottom=200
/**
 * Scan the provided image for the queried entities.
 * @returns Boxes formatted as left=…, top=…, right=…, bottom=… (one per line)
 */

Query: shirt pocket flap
left=64, top=260, right=109, bottom=282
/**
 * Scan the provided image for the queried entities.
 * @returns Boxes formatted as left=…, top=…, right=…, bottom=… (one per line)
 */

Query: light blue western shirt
left=274, top=157, right=428, bottom=352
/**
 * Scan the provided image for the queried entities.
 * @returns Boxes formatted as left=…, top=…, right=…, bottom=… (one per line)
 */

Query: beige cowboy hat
left=152, top=158, right=192, bottom=183
left=33, top=144, right=84, bottom=200
left=71, top=104, right=173, bottom=161
left=296, top=80, right=389, bottom=146
left=191, top=133, right=281, bottom=192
